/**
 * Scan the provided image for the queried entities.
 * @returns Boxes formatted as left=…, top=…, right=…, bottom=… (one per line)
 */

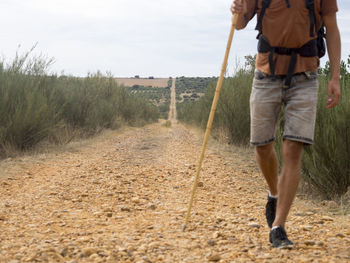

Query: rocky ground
left=0, top=120, right=349, bottom=263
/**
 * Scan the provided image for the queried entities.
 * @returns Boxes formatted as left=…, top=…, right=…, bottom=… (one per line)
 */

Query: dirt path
left=0, top=81, right=349, bottom=262
left=0, top=122, right=349, bottom=262
left=168, top=78, right=177, bottom=125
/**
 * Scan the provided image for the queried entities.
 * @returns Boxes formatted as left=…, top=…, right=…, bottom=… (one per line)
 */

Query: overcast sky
left=1, top=0, right=349, bottom=77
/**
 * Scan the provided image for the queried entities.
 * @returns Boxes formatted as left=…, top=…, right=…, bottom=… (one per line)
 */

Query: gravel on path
left=0, top=122, right=349, bottom=262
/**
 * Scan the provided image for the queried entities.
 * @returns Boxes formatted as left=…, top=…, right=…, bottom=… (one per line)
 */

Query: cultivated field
left=116, top=78, right=169, bottom=88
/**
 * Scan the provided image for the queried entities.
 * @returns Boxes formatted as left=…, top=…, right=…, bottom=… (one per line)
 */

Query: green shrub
left=300, top=75, right=350, bottom=198
left=177, top=71, right=252, bottom=145
left=0, top=49, right=159, bottom=156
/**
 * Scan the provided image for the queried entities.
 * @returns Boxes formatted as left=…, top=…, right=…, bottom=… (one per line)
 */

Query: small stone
left=213, top=231, right=221, bottom=239
left=60, top=247, right=68, bottom=257
left=157, top=255, right=165, bottom=261
left=121, top=206, right=131, bottom=212
left=305, top=211, right=315, bottom=216
left=336, top=233, right=345, bottom=238
left=248, top=223, right=260, bottom=228
left=148, top=241, right=160, bottom=248
left=197, top=182, right=204, bottom=187
left=89, top=254, right=99, bottom=260
left=132, top=197, right=140, bottom=204
left=106, top=212, right=113, bottom=217
left=207, top=239, right=217, bottom=246
left=93, top=212, right=103, bottom=217
left=208, top=254, right=221, bottom=262
left=97, top=251, right=109, bottom=257
left=328, top=238, right=338, bottom=242
left=321, top=216, right=334, bottom=221
left=138, top=244, right=147, bottom=252
left=148, top=204, right=156, bottom=210
left=81, top=247, right=98, bottom=257
left=305, top=240, right=316, bottom=246
left=142, top=256, right=153, bottom=263
left=303, top=225, right=313, bottom=231
left=317, top=241, right=324, bottom=246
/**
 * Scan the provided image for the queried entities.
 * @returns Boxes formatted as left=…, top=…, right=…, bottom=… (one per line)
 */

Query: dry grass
left=116, top=78, right=169, bottom=88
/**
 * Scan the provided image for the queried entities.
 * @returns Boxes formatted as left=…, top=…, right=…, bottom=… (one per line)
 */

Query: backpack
left=255, top=0, right=326, bottom=86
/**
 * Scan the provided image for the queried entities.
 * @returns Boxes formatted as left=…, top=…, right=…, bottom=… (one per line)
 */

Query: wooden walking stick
left=183, top=9, right=241, bottom=231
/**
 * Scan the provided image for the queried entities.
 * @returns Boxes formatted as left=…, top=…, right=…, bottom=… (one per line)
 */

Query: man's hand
left=231, top=0, right=247, bottom=15
left=327, top=78, right=341, bottom=109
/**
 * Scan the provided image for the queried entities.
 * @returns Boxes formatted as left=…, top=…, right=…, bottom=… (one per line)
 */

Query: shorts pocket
left=254, top=70, right=268, bottom=80
left=293, top=71, right=318, bottom=84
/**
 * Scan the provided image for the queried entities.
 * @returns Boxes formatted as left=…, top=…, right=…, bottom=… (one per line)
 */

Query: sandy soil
left=116, top=78, right=169, bottom=88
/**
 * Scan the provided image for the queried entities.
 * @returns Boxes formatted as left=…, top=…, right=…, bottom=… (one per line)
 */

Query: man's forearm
left=324, top=12, right=341, bottom=108
left=235, top=16, right=249, bottom=30
left=325, top=14, right=341, bottom=81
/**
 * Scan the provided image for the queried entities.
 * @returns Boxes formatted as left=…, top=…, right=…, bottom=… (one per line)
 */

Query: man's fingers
left=327, top=93, right=340, bottom=108
left=333, top=92, right=341, bottom=106
left=327, top=100, right=337, bottom=108
left=327, top=81, right=341, bottom=109
left=327, top=99, right=334, bottom=108
left=231, top=1, right=244, bottom=14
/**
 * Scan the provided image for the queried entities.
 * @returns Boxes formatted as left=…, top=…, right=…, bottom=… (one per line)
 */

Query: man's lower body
left=250, top=70, right=319, bottom=248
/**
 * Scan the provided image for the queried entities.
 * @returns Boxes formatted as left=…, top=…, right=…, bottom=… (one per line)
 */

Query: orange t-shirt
left=241, top=0, right=338, bottom=75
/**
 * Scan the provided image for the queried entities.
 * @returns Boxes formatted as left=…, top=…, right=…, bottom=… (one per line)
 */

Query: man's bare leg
left=272, top=139, right=303, bottom=228
left=256, top=142, right=279, bottom=196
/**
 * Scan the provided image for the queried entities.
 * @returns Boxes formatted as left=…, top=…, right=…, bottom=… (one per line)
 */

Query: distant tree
left=340, top=60, right=347, bottom=77
left=135, top=75, right=140, bottom=79
left=321, top=58, right=348, bottom=77
left=244, top=54, right=256, bottom=74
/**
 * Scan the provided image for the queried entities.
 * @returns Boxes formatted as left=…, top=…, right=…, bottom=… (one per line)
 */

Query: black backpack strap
left=284, top=51, right=297, bottom=86
left=268, top=48, right=276, bottom=78
left=305, top=0, right=315, bottom=37
left=255, top=0, right=272, bottom=32
left=285, top=0, right=291, bottom=8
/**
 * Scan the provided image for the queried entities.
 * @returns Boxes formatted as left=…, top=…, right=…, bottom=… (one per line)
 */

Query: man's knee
left=256, top=142, right=275, bottom=158
left=283, top=140, right=304, bottom=161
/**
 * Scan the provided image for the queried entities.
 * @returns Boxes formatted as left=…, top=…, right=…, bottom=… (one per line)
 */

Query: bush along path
left=0, top=120, right=349, bottom=262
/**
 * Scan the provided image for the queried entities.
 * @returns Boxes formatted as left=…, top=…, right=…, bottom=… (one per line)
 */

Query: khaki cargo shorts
left=250, top=70, right=318, bottom=146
